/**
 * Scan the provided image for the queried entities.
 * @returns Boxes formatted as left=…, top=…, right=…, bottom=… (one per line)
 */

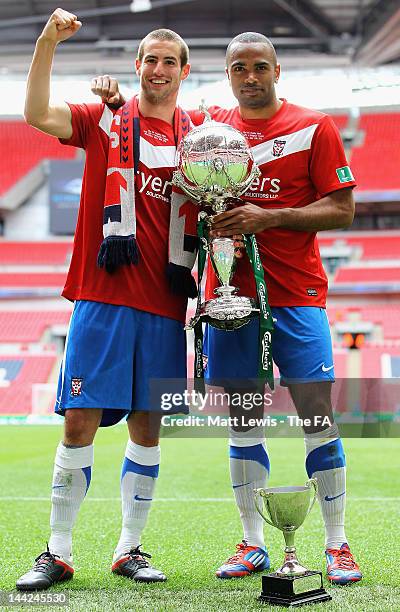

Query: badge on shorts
left=71, top=377, right=83, bottom=396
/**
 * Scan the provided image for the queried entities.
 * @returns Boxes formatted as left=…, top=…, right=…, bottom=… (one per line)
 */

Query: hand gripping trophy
left=254, top=480, right=332, bottom=606
left=173, top=104, right=274, bottom=388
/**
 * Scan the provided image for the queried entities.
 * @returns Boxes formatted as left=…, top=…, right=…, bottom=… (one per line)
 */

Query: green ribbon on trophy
left=243, top=234, right=274, bottom=390
left=192, top=216, right=209, bottom=387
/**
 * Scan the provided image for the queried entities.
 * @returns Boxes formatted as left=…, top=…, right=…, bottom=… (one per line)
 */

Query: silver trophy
left=254, top=480, right=332, bottom=606
left=173, top=104, right=261, bottom=330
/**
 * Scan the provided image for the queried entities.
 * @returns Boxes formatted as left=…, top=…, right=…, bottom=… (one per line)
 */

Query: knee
left=128, top=412, right=161, bottom=446
left=64, top=409, right=101, bottom=446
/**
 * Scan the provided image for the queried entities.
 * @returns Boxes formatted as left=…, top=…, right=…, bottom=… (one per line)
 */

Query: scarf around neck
left=97, top=94, right=197, bottom=298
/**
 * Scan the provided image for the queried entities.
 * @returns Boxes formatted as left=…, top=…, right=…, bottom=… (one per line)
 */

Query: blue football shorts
left=204, top=306, right=335, bottom=386
left=55, top=300, right=187, bottom=427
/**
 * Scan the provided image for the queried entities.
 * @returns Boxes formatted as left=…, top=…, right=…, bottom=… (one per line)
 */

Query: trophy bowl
left=173, top=116, right=261, bottom=331
left=174, top=121, right=257, bottom=210
left=254, top=481, right=318, bottom=576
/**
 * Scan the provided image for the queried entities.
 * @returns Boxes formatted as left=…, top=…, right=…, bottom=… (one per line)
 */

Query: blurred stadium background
left=0, top=0, right=400, bottom=422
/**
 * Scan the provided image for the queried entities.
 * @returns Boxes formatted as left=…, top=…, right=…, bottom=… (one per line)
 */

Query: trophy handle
left=199, top=99, right=212, bottom=122
left=305, top=478, right=318, bottom=516
left=254, top=489, right=275, bottom=527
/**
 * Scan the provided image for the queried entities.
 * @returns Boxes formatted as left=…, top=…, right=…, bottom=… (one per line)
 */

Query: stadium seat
left=0, top=311, right=71, bottom=343
left=0, top=121, right=76, bottom=198
left=0, top=241, right=73, bottom=265
left=0, top=355, right=57, bottom=414
left=350, top=113, right=400, bottom=192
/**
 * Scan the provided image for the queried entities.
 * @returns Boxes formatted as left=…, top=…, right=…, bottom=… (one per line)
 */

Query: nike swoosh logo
left=325, top=492, right=345, bottom=502
left=322, top=364, right=334, bottom=372
left=233, top=482, right=251, bottom=489
left=134, top=494, right=152, bottom=501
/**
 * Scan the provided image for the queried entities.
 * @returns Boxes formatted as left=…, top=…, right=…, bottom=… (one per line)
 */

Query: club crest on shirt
left=272, top=139, right=286, bottom=157
left=202, top=354, right=209, bottom=371
left=71, top=377, right=83, bottom=396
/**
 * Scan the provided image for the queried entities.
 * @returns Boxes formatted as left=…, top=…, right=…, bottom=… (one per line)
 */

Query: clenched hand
left=91, top=75, right=125, bottom=106
left=40, top=8, right=82, bottom=44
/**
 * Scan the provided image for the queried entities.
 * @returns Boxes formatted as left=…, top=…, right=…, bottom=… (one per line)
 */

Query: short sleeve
left=309, top=115, right=356, bottom=196
left=59, top=102, right=104, bottom=149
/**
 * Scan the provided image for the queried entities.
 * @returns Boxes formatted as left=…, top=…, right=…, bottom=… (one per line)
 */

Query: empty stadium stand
left=0, top=273, right=67, bottom=288
left=0, top=311, right=70, bottom=343
left=328, top=305, right=400, bottom=339
left=334, top=266, right=400, bottom=284
left=318, top=231, right=400, bottom=260
left=0, top=241, right=73, bottom=265
left=0, top=120, right=77, bottom=210
left=0, top=355, right=57, bottom=414
left=350, top=113, right=400, bottom=193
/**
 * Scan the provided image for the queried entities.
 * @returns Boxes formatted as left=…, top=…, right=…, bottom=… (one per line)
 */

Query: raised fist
left=40, top=8, right=82, bottom=44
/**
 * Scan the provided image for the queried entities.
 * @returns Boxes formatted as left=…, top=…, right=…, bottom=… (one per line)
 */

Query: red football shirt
left=60, top=102, right=189, bottom=322
left=189, top=100, right=355, bottom=307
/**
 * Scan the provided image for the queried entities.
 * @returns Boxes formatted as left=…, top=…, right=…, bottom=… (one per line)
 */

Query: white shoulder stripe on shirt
left=98, top=105, right=114, bottom=136
left=139, top=136, right=176, bottom=169
left=251, top=123, right=319, bottom=166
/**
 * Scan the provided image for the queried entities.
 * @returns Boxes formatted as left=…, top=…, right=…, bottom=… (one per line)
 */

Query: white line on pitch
left=0, top=496, right=399, bottom=502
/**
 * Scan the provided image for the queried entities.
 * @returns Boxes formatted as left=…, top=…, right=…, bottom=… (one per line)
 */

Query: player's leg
left=204, top=319, right=270, bottom=578
left=112, top=309, right=186, bottom=583
left=16, top=408, right=102, bottom=592
left=48, top=408, right=101, bottom=559
left=112, top=411, right=165, bottom=582
left=273, top=306, right=362, bottom=584
left=16, top=300, right=135, bottom=591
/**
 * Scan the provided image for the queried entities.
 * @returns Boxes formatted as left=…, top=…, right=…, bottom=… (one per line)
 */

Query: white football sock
left=229, top=431, right=269, bottom=549
left=304, top=424, right=347, bottom=549
left=49, top=442, right=94, bottom=561
left=114, top=440, right=160, bottom=560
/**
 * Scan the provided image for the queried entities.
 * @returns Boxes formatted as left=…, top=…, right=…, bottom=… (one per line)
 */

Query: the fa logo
left=202, top=354, right=209, bottom=371
left=272, top=139, right=286, bottom=157
left=71, top=378, right=83, bottom=397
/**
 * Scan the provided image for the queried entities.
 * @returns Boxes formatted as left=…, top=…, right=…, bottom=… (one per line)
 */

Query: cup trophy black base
left=259, top=570, right=332, bottom=607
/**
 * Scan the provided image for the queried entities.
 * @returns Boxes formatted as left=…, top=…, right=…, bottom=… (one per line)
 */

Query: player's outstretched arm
left=91, top=75, right=126, bottom=108
left=24, top=8, right=82, bottom=139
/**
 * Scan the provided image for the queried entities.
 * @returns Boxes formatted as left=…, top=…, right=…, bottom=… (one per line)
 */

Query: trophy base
left=259, top=571, right=332, bottom=607
left=200, top=295, right=259, bottom=331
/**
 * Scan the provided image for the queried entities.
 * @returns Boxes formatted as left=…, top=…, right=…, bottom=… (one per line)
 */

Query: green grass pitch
left=0, top=426, right=399, bottom=611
